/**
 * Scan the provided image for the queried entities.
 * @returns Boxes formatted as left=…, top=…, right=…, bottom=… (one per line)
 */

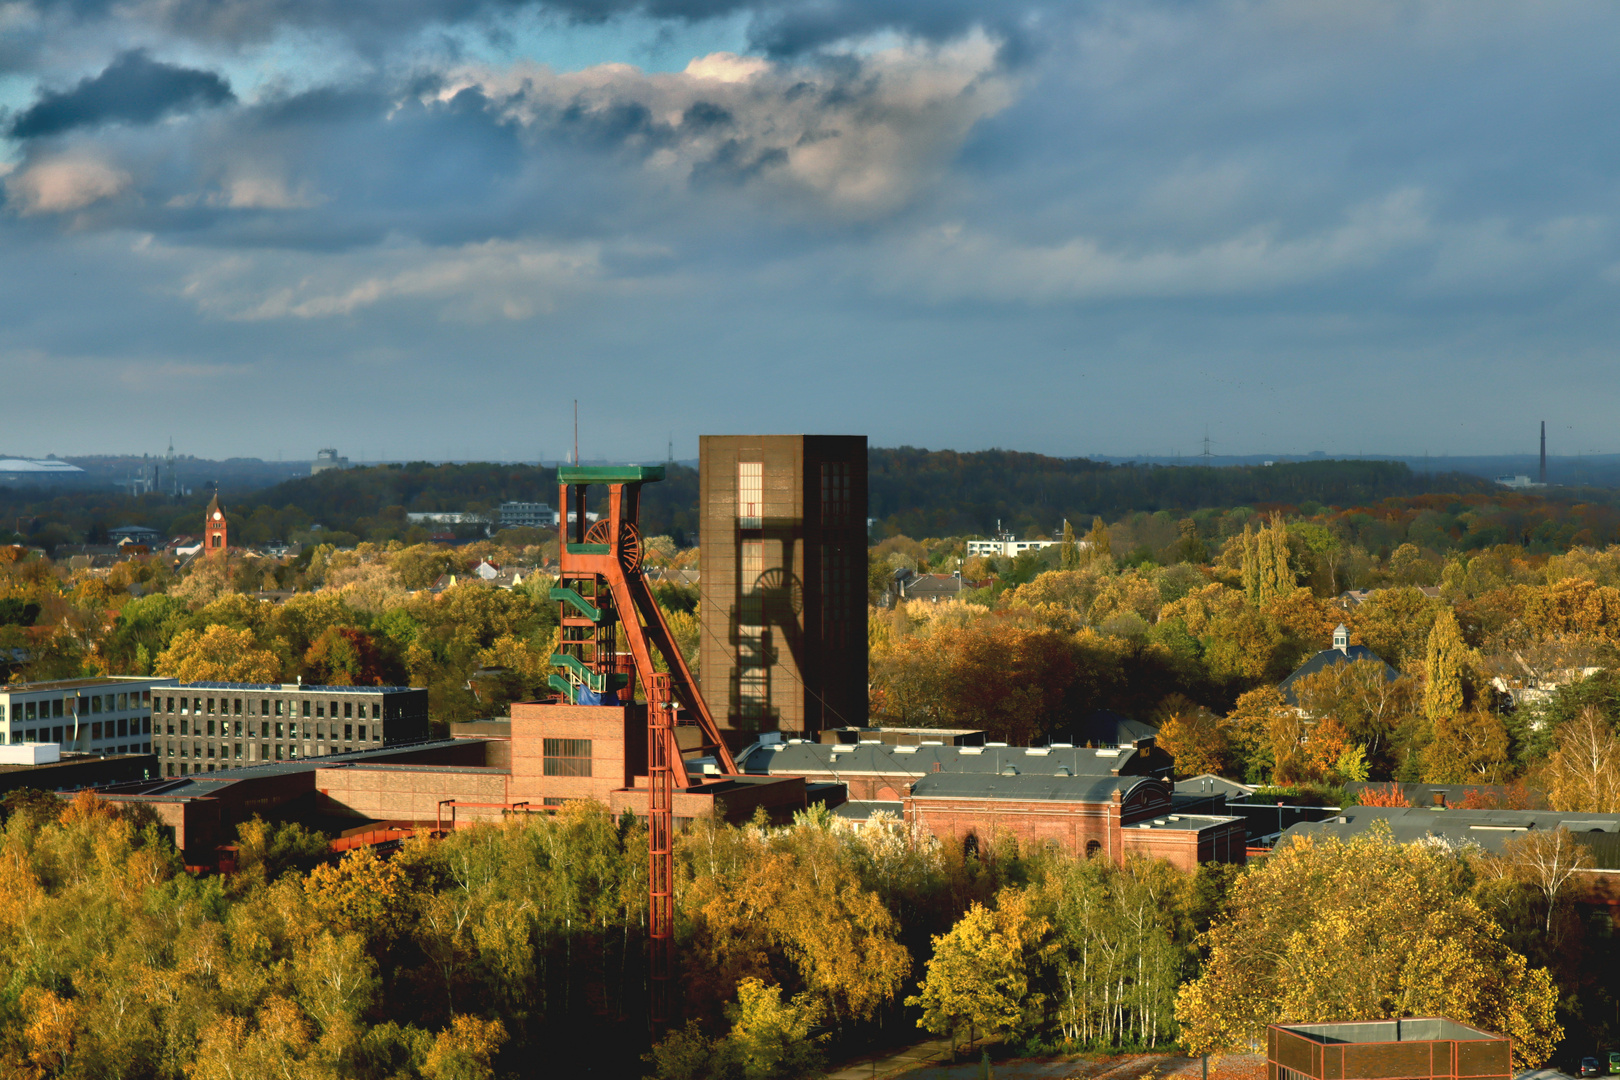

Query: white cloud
left=177, top=238, right=608, bottom=321
left=436, top=34, right=1017, bottom=217
left=6, top=153, right=131, bottom=214
left=879, top=189, right=1435, bottom=302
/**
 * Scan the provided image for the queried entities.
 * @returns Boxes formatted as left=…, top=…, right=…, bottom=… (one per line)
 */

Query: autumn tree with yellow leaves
left=1176, top=826, right=1562, bottom=1067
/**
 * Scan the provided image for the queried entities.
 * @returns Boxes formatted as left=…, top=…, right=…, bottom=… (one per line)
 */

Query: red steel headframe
left=553, top=465, right=738, bottom=1025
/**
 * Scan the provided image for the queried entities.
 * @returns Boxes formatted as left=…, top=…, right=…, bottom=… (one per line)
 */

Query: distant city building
left=149, top=682, right=430, bottom=776
left=0, top=458, right=86, bottom=485
left=700, top=435, right=868, bottom=746
left=109, top=525, right=161, bottom=545
left=498, top=501, right=559, bottom=529
left=0, top=677, right=169, bottom=754
left=1494, top=474, right=1544, bottom=489
left=405, top=512, right=490, bottom=526
left=965, top=534, right=1072, bottom=559
left=311, top=448, right=350, bottom=475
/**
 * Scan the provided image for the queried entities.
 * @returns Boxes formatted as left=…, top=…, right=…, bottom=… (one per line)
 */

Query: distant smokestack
left=1540, top=421, right=1547, bottom=484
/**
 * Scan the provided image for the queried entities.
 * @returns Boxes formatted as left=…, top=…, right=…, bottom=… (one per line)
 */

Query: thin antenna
left=1540, top=420, right=1547, bottom=484
left=573, top=400, right=579, bottom=466
left=1200, top=425, right=1215, bottom=462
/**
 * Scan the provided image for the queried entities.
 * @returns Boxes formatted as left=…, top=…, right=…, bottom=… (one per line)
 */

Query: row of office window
left=4, top=690, right=150, bottom=722
left=10, top=717, right=152, bottom=745
left=156, top=696, right=382, bottom=720
left=161, top=718, right=375, bottom=742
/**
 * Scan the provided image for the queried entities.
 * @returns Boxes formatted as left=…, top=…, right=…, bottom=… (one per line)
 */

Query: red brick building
left=903, top=773, right=1245, bottom=870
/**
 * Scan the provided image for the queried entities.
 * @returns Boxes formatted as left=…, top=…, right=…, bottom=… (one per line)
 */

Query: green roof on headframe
left=556, top=465, right=665, bottom=483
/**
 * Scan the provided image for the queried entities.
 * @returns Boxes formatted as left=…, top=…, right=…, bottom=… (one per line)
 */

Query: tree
left=154, top=624, right=282, bottom=683
left=1176, top=826, right=1562, bottom=1067
left=1545, top=706, right=1620, bottom=812
left=1426, top=709, right=1509, bottom=783
left=1241, top=522, right=1261, bottom=604
left=711, top=979, right=826, bottom=1080
left=1060, top=520, right=1080, bottom=572
left=1085, top=517, right=1112, bottom=568
left=1153, top=695, right=1229, bottom=777
left=1501, top=827, right=1594, bottom=937
left=907, top=889, right=1050, bottom=1044
left=1423, top=608, right=1467, bottom=727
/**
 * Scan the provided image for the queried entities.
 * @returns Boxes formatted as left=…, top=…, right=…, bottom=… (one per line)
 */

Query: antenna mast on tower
left=1540, top=421, right=1547, bottom=484
left=1200, top=426, right=1215, bottom=462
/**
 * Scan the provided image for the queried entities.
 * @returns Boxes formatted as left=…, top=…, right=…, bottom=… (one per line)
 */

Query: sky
left=3, top=0, right=1620, bottom=464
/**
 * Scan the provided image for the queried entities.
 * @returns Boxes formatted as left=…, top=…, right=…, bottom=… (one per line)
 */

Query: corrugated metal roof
left=910, top=773, right=1149, bottom=803
left=741, top=740, right=1140, bottom=779
left=1282, top=804, right=1620, bottom=856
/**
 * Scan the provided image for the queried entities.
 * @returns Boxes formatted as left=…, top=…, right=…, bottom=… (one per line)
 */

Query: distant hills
left=5, top=446, right=1612, bottom=547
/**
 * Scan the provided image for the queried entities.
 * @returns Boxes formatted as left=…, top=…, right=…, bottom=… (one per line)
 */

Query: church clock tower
left=205, top=493, right=228, bottom=555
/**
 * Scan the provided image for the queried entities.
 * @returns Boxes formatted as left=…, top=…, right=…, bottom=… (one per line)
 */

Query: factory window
left=344, top=724, right=352, bottom=742
left=180, top=765, right=187, bottom=775
left=302, top=701, right=311, bottom=718
left=23, top=729, right=33, bottom=742
left=357, top=725, right=366, bottom=741
left=274, top=700, right=283, bottom=717
left=117, top=718, right=128, bottom=738
left=206, top=720, right=215, bottom=737
left=275, top=723, right=283, bottom=739
left=91, top=696, right=102, bottom=714
left=166, top=764, right=174, bottom=776
left=372, top=727, right=380, bottom=742
left=738, top=461, right=762, bottom=529
left=166, top=744, right=173, bottom=757
left=275, top=745, right=283, bottom=761
left=234, top=744, right=242, bottom=760
left=316, top=702, right=324, bottom=718
left=91, top=722, right=103, bottom=741
left=142, top=691, right=150, bottom=706
left=24, top=702, right=35, bottom=722
left=51, top=727, right=62, bottom=743
left=820, top=461, right=850, bottom=525
left=207, top=698, right=214, bottom=715
left=179, top=743, right=187, bottom=758
left=260, top=721, right=269, bottom=738
left=344, top=702, right=352, bottom=719
left=543, top=738, right=592, bottom=777
left=261, top=699, right=270, bottom=716
left=193, top=698, right=202, bottom=716
left=233, top=699, right=242, bottom=716
left=372, top=703, right=380, bottom=719
left=207, top=744, right=215, bottom=758
left=53, top=699, right=63, bottom=718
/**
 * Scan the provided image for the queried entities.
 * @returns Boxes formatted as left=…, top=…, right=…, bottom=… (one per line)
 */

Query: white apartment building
left=0, top=677, right=169, bottom=755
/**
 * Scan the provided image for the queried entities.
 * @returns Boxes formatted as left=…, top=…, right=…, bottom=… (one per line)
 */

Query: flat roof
left=1, top=677, right=168, bottom=693
left=1130, top=813, right=1243, bottom=831
left=1278, top=1019, right=1502, bottom=1044
left=910, top=773, right=1150, bottom=803
left=99, top=739, right=478, bottom=799
left=165, top=682, right=421, bottom=693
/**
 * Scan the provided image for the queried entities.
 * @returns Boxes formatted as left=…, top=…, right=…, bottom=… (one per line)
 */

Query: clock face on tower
left=213, top=512, right=222, bottom=520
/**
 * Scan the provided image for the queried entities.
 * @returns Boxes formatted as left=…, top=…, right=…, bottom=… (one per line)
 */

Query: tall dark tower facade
left=699, top=435, right=868, bottom=747
left=1540, top=421, right=1547, bottom=484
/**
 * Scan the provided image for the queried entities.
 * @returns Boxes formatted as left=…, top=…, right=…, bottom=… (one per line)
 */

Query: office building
left=499, top=501, right=559, bottom=529
left=149, top=682, right=429, bottom=776
left=0, top=677, right=168, bottom=754
left=699, top=435, right=868, bottom=746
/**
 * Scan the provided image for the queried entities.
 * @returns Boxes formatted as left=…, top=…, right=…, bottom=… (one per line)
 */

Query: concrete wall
left=509, top=702, right=639, bottom=803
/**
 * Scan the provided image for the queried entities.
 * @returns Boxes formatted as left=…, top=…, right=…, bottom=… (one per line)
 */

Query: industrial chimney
left=1540, top=421, right=1547, bottom=484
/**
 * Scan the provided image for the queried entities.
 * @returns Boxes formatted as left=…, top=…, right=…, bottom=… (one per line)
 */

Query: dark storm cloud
left=9, top=50, right=234, bottom=139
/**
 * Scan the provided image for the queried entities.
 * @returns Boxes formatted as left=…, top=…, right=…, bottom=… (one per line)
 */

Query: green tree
left=1060, top=520, right=1080, bottom=571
